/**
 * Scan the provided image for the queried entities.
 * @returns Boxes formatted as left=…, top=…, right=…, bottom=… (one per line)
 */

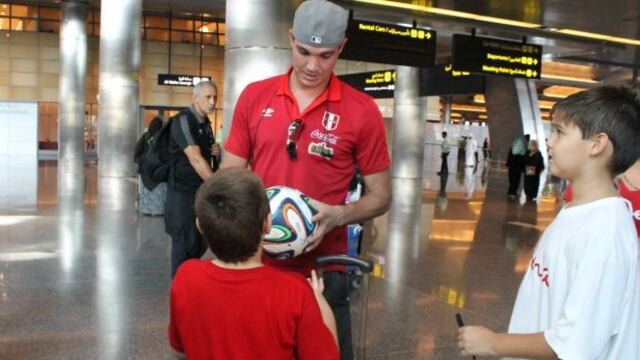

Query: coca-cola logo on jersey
left=311, top=130, right=340, bottom=145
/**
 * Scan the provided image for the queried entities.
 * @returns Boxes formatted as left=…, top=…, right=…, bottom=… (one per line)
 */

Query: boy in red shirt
left=564, top=159, right=640, bottom=236
left=168, top=168, right=339, bottom=359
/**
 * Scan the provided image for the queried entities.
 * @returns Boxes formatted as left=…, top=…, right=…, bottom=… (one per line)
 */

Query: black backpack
left=140, top=118, right=174, bottom=185
left=133, top=132, right=149, bottom=174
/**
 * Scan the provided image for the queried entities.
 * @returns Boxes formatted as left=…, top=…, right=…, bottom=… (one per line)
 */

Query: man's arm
left=184, top=145, right=214, bottom=181
left=220, top=151, right=249, bottom=169
left=340, top=170, right=391, bottom=225
left=458, top=326, right=556, bottom=359
left=306, top=169, right=391, bottom=251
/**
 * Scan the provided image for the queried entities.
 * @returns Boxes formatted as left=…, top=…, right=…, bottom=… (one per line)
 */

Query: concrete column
left=97, top=0, right=141, bottom=178
left=222, top=0, right=301, bottom=141
left=443, top=96, right=452, bottom=124
left=384, top=67, right=425, bottom=283
left=391, top=66, right=425, bottom=179
left=58, top=0, right=88, bottom=207
left=484, top=77, right=547, bottom=163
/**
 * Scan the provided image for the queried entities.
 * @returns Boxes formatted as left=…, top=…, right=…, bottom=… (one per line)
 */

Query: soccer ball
left=263, top=186, right=318, bottom=259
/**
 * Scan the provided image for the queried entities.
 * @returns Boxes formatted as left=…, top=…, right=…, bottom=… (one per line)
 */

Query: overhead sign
left=340, top=19, right=436, bottom=67
left=339, top=70, right=396, bottom=98
left=420, top=65, right=485, bottom=96
left=443, top=64, right=471, bottom=77
left=452, top=34, right=542, bottom=79
left=158, top=74, right=212, bottom=87
left=339, top=66, right=485, bottom=98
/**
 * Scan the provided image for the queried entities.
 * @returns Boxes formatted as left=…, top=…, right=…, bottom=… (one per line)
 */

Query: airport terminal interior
left=1, top=0, right=640, bottom=359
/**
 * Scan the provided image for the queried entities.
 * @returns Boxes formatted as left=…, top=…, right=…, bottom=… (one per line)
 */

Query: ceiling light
left=539, top=100, right=556, bottom=109
left=355, top=0, right=640, bottom=47
left=543, top=85, right=585, bottom=99
left=354, top=0, right=541, bottom=28
left=473, top=94, right=485, bottom=104
left=540, top=73, right=598, bottom=84
left=553, top=28, right=640, bottom=47
left=451, top=104, right=486, bottom=113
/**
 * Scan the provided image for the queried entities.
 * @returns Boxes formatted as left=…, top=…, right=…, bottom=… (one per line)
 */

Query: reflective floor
left=0, top=160, right=560, bottom=359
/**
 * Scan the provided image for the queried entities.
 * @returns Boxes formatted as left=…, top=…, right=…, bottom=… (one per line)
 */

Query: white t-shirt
left=508, top=197, right=640, bottom=360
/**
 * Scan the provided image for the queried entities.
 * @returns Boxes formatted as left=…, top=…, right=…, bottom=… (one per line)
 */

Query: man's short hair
left=195, top=168, right=270, bottom=263
left=442, top=131, right=447, bottom=137
left=193, top=80, right=217, bottom=97
left=552, top=83, right=640, bottom=175
left=292, top=0, right=348, bottom=48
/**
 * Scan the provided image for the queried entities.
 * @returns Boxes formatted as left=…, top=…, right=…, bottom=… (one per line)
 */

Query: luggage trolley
left=316, top=255, right=374, bottom=360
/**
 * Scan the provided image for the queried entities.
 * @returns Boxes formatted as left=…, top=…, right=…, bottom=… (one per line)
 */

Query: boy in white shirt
left=458, top=84, right=640, bottom=359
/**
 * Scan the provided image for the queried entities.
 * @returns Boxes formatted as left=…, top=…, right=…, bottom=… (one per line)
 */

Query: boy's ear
left=195, top=217, right=203, bottom=234
left=262, top=213, right=272, bottom=235
left=589, top=132, right=612, bottom=157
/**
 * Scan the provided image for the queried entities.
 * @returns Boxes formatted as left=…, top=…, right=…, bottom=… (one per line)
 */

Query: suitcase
left=316, top=255, right=374, bottom=360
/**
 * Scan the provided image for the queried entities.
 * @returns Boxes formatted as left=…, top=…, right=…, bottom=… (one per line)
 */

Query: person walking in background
left=457, top=136, right=467, bottom=166
left=506, top=135, right=527, bottom=200
left=523, top=139, right=545, bottom=202
left=482, top=137, right=490, bottom=160
left=437, top=131, right=451, bottom=176
left=465, top=134, right=477, bottom=168
left=134, top=116, right=167, bottom=215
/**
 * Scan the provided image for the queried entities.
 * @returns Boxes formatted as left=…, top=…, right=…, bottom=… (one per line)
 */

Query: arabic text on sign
left=365, top=71, right=396, bottom=84
left=357, top=22, right=431, bottom=40
left=486, top=53, right=539, bottom=65
left=481, top=65, right=538, bottom=78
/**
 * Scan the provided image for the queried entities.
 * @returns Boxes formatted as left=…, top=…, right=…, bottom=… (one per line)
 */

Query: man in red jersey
left=222, top=1, right=391, bottom=358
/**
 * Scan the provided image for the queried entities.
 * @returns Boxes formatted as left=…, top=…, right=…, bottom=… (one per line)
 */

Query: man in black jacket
left=165, top=80, right=220, bottom=277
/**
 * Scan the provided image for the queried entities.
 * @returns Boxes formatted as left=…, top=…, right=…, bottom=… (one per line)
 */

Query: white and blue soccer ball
left=263, top=186, right=318, bottom=260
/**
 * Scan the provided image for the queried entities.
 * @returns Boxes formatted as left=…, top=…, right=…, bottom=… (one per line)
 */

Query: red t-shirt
left=225, top=69, right=391, bottom=275
left=618, top=181, right=640, bottom=236
left=563, top=182, right=640, bottom=236
left=168, top=260, right=339, bottom=360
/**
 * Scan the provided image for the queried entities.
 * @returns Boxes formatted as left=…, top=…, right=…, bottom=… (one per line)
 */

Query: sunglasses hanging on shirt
left=286, top=118, right=304, bottom=160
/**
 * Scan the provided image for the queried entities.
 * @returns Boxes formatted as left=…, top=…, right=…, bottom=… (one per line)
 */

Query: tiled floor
left=0, top=160, right=559, bottom=359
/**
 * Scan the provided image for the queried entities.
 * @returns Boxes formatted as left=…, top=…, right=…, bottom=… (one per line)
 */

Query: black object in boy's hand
left=455, top=313, right=477, bottom=360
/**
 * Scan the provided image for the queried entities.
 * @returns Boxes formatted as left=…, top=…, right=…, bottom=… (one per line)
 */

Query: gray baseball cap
left=292, top=0, right=349, bottom=48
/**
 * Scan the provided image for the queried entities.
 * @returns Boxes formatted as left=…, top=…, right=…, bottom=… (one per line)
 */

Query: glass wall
left=37, top=102, right=99, bottom=153
left=0, top=3, right=225, bottom=45
left=38, top=102, right=58, bottom=150
left=3, top=3, right=226, bottom=156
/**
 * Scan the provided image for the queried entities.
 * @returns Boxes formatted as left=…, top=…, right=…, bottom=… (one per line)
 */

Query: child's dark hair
left=195, top=168, right=270, bottom=263
left=552, top=83, right=640, bottom=175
